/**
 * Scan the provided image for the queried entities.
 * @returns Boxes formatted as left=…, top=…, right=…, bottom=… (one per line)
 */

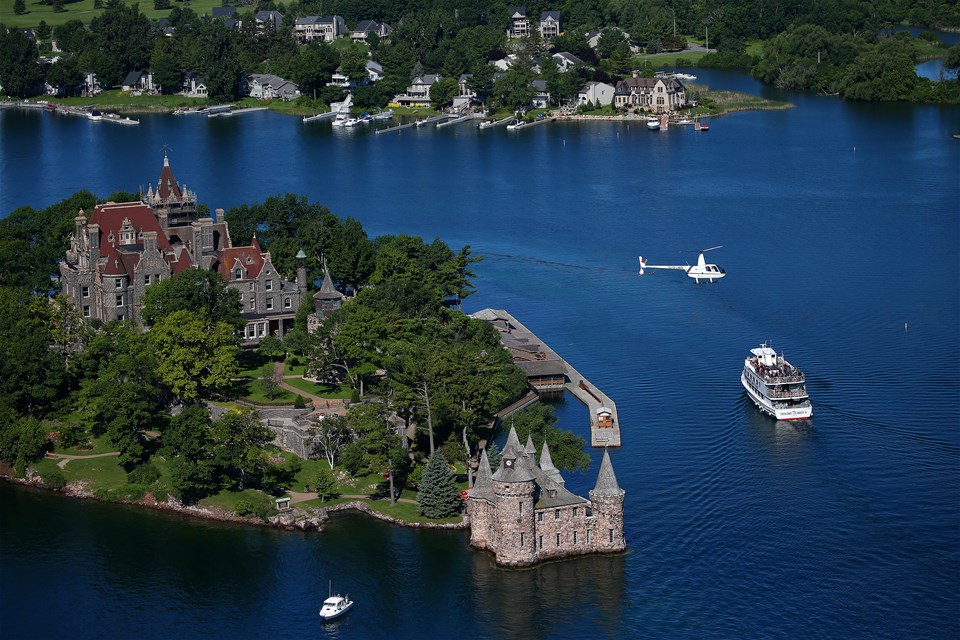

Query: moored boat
left=741, top=344, right=812, bottom=420
left=87, top=110, right=103, bottom=121
left=318, top=582, right=353, bottom=621
left=646, top=119, right=660, bottom=130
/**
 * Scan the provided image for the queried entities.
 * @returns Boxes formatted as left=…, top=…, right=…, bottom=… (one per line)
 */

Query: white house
left=531, top=79, right=550, bottom=108
left=350, top=20, right=391, bottom=42
left=577, top=81, right=615, bottom=107
left=82, top=71, right=102, bottom=97
left=552, top=51, right=583, bottom=72
left=391, top=74, right=442, bottom=107
left=614, top=74, right=686, bottom=113
left=538, top=11, right=561, bottom=39
left=507, top=6, right=529, bottom=38
left=182, top=72, right=207, bottom=98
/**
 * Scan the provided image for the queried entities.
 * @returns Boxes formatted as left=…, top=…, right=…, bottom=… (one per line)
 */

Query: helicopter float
left=638, top=246, right=727, bottom=284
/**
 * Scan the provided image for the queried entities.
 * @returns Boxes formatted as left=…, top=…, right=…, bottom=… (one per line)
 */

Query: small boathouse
left=471, top=309, right=621, bottom=447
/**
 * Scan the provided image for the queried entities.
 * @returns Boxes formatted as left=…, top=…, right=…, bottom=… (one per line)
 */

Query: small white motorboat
left=318, top=581, right=353, bottom=621
left=87, top=110, right=103, bottom=121
left=646, top=119, right=660, bottom=130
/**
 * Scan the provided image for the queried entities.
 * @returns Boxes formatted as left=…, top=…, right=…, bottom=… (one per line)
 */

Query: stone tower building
left=467, top=426, right=626, bottom=567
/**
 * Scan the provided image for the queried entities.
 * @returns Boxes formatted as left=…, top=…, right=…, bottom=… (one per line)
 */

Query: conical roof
left=539, top=439, right=557, bottom=472
left=314, top=258, right=343, bottom=301
left=295, top=249, right=307, bottom=259
left=470, top=449, right=494, bottom=499
left=491, top=426, right=534, bottom=482
left=524, top=434, right=536, bottom=456
left=591, top=449, right=623, bottom=496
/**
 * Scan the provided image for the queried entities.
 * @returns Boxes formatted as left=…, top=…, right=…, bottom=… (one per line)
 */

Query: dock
left=436, top=113, right=475, bottom=128
left=478, top=115, right=515, bottom=129
left=471, top=309, right=621, bottom=448
left=302, top=111, right=337, bottom=123
left=209, top=107, right=267, bottom=118
left=506, top=116, right=555, bottom=131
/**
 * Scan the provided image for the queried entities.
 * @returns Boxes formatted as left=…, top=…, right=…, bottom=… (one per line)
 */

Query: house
left=59, top=155, right=304, bottom=344
left=538, top=11, right=561, bottom=39
left=467, top=428, right=626, bottom=567
left=391, top=74, right=442, bottom=107
left=255, top=10, right=283, bottom=33
left=247, top=74, right=300, bottom=101
left=122, top=70, right=158, bottom=95
left=328, top=60, right=383, bottom=88
left=295, top=15, right=346, bottom=43
left=531, top=79, right=550, bottom=108
left=507, top=6, right=530, bottom=38
left=81, top=71, right=102, bottom=97
left=614, top=73, right=686, bottom=113
left=552, top=51, right=583, bottom=72
left=577, top=81, right=615, bottom=107
left=210, top=7, right=239, bottom=30
left=182, top=72, right=207, bottom=98
left=350, top=19, right=391, bottom=42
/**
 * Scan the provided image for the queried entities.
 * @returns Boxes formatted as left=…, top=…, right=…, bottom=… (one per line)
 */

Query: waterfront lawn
left=366, top=498, right=461, bottom=525
left=199, top=488, right=273, bottom=514
left=59, top=456, right=127, bottom=492
left=52, top=90, right=211, bottom=111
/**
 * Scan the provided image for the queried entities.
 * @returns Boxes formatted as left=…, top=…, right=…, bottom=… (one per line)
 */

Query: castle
left=58, top=155, right=342, bottom=344
left=467, top=426, right=626, bottom=567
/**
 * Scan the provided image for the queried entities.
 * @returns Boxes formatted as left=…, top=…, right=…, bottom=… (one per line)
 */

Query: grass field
left=0, top=0, right=226, bottom=29
left=282, top=377, right=353, bottom=399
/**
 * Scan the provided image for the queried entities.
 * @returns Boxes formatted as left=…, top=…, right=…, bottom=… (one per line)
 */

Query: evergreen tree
left=14, top=0, right=26, bottom=15
left=417, top=451, right=460, bottom=518
left=485, top=443, right=501, bottom=470
left=37, top=21, right=51, bottom=39
left=313, top=465, right=337, bottom=500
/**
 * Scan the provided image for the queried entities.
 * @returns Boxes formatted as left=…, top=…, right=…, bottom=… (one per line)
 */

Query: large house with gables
left=295, top=15, right=346, bottom=43
left=59, top=156, right=304, bottom=345
left=614, top=74, right=687, bottom=113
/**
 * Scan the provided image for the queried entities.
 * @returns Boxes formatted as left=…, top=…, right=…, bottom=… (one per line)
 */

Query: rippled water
left=1, top=70, right=958, bottom=638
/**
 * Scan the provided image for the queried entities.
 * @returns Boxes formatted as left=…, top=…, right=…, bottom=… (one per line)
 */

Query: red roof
left=89, top=202, right=171, bottom=256
left=219, top=244, right=266, bottom=280
left=101, top=245, right=127, bottom=276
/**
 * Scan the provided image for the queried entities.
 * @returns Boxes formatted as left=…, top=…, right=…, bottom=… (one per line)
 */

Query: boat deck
left=472, top=309, right=621, bottom=448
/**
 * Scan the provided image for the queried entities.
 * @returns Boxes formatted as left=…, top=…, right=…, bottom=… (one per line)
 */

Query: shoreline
left=0, top=471, right=468, bottom=533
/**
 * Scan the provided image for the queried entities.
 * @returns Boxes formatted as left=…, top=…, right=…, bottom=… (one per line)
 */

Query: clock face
left=505, top=459, right=513, bottom=468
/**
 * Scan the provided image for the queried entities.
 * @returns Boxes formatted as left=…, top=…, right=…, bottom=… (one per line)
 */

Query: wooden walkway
left=472, top=309, right=621, bottom=448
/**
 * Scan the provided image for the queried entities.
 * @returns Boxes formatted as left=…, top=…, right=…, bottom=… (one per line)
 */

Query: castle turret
left=467, top=448, right=496, bottom=552
left=491, top=427, right=537, bottom=566
left=295, top=249, right=308, bottom=294
left=313, top=257, right=343, bottom=320
left=588, top=449, right=626, bottom=553
left=87, top=223, right=100, bottom=268
left=538, top=439, right=564, bottom=487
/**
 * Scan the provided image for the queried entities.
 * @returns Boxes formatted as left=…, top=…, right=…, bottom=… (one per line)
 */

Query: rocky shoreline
left=1, top=471, right=468, bottom=533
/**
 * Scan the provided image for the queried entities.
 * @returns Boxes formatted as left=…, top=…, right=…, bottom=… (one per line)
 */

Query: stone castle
left=58, top=155, right=343, bottom=344
left=467, top=426, right=626, bottom=567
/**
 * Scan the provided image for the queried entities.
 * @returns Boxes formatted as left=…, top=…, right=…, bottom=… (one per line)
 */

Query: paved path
left=272, top=363, right=348, bottom=415
left=46, top=451, right=120, bottom=469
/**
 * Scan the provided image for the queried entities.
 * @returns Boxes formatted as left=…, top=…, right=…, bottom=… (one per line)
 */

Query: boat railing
left=765, top=386, right=808, bottom=399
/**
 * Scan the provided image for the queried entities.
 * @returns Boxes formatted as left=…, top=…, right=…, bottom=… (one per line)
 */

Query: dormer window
left=235, top=269, right=242, bottom=280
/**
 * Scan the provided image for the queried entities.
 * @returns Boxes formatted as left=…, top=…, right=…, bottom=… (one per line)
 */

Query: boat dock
left=478, top=115, right=514, bottom=129
left=302, top=111, right=337, bottom=123
left=209, top=107, right=267, bottom=118
left=507, top=116, right=555, bottom=131
left=471, top=309, right=621, bottom=448
left=436, top=113, right=475, bottom=128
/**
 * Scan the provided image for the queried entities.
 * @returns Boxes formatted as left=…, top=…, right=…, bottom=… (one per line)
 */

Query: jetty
left=209, top=107, right=267, bottom=118
left=507, top=116, right=555, bottom=131
left=436, top=113, right=475, bottom=128
left=303, top=111, right=337, bottom=123
left=471, top=309, right=621, bottom=448
left=478, top=115, right=514, bottom=129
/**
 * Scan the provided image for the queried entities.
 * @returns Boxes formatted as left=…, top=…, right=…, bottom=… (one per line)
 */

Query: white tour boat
left=318, top=582, right=353, bottom=621
left=741, top=344, right=812, bottom=420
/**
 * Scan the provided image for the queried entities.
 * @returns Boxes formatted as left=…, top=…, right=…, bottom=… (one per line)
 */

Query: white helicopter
left=638, top=246, right=727, bottom=284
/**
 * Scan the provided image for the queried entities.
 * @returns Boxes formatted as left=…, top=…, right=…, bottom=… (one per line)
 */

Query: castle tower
left=313, top=257, right=343, bottom=320
left=295, top=249, right=308, bottom=294
left=491, top=427, right=538, bottom=566
left=588, top=449, right=626, bottom=553
left=467, top=448, right=496, bottom=552
left=538, top=439, right=564, bottom=487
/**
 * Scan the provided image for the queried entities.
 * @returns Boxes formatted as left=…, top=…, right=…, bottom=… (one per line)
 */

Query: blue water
left=1, top=71, right=959, bottom=639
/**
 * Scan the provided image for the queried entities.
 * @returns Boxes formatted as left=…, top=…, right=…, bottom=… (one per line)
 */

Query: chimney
left=143, top=230, right=158, bottom=254
left=215, top=208, right=225, bottom=224
left=632, top=69, right=639, bottom=78
left=87, top=223, right=100, bottom=267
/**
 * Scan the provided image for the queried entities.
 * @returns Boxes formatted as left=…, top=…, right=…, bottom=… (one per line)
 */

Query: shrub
left=42, top=467, right=66, bottom=490
left=350, top=389, right=360, bottom=403
left=56, top=422, right=87, bottom=449
left=340, top=442, right=365, bottom=476
left=235, top=492, right=275, bottom=520
left=127, top=462, right=161, bottom=485
left=314, top=465, right=337, bottom=500
left=294, top=395, right=306, bottom=409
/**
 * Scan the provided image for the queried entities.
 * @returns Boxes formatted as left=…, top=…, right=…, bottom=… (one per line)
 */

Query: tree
left=430, top=76, right=459, bottom=110
left=313, top=464, right=337, bottom=500
left=466, top=63, right=495, bottom=105
left=293, top=42, right=339, bottom=98
left=46, top=57, right=83, bottom=96
left=14, top=0, right=26, bottom=15
left=89, top=0, right=153, bottom=87
left=257, top=335, right=285, bottom=360
left=339, top=441, right=365, bottom=476
left=946, top=45, right=960, bottom=71
left=257, top=362, right=282, bottom=400
left=149, top=310, right=239, bottom=402
left=210, top=408, right=271, bottom=490
left=196, top=21, right=242, bottom=102
left=511, top=404, right=591, bottom=472
left=150, top=38, right=182, bottom=95
left=338, top=43, right=369, bottom=83
left=0, top=410, right=49, bottom=475
left=485, top=442, right=501, bottom=470
left=141, top=268, right=243, bottom=330
left=327, top=217, right=374, bottom=294
left=416, top=451, right=460, bottom=518
left=0, top=28, right=44, bottom=97
left=310, top=413, right=350, bottom=469
left=36, top=21, right=51, bottom=39
left=154, top=0, right=170, bottom=9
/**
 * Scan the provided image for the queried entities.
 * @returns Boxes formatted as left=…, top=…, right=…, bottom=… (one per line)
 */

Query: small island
left=0, top=154, right=625, bottom=566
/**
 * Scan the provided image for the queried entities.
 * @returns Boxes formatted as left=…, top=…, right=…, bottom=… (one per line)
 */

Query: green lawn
left=236, top=351, right=273, bottom=378
left=235, top=379, right=299, bottom=405
left=0, top=0, right=226, bottom=29
left=365, top=498, right=462, bottom=525
left=745, top=39, right=764, bottom=57
left=54, top=434, right=116, bottom=456
left=199, top=487, right=273, bottom=513
left=282, top=377, right=353, bottom=399
left=60, top=456, right=127, bottom=491
left=641, top=51, right=708, bottom=68
left=283, top=362, right=308, bottom=376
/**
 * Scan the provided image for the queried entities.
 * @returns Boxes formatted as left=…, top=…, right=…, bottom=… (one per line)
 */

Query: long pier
left=478, top=115, right=514, bottom=129
left=471, top=309, right=621, bottom=448
left=436, top=113, right=475, bottom=128
left=507, top=116, right=556, bottom=131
